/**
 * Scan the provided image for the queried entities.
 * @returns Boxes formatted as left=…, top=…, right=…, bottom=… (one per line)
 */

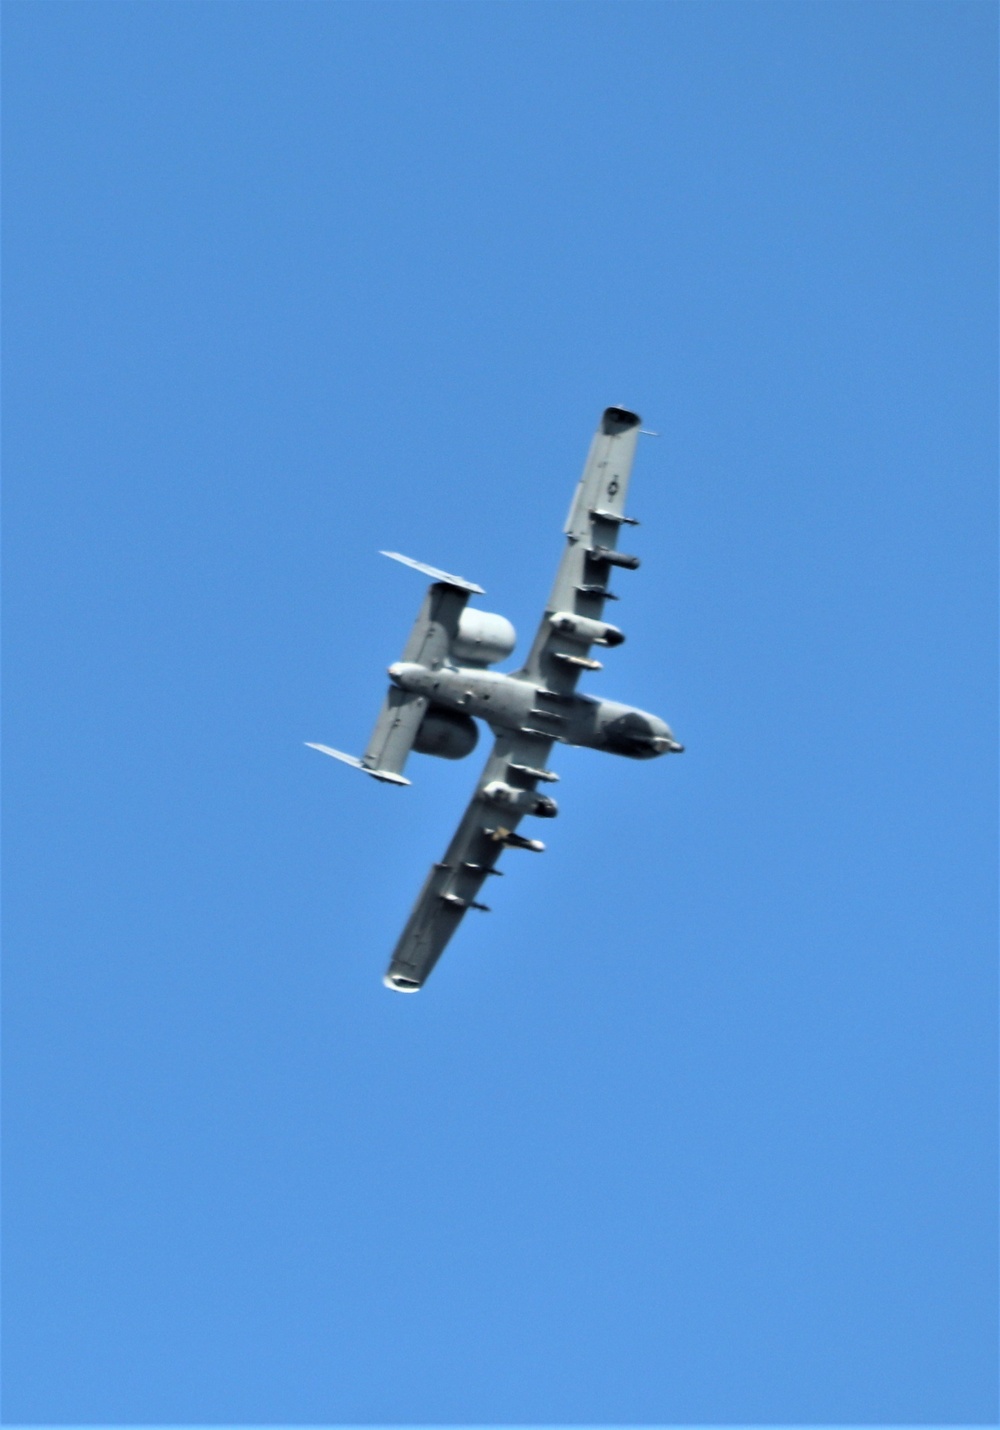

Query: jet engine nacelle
left=451, top=608, right=517, bottom=666
left=481, top=781, right=558, bottom=817
left=413, top=705, right=479, bottom=760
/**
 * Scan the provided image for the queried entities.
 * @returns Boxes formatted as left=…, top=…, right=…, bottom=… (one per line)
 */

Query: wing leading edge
left=383, top=729, right=556, bottom=990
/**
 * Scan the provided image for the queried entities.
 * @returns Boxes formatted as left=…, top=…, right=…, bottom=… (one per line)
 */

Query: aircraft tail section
left=360, top=578, right=473, bottom=781
left=360, top=686, right=428, bottom=779
left=308, top=559, right=478, bottom=785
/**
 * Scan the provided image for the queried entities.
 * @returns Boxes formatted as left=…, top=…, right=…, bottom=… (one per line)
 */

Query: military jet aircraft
left=308, top=405, right=683, bottom=991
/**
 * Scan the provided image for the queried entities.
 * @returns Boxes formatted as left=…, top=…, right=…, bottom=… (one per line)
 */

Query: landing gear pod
left=481, top=781, right=558, bottom=817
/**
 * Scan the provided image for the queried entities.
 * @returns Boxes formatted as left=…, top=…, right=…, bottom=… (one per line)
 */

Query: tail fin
left=310, top=564, right=479, bottom=786
left=360, top=578, right=473, bottom=780
left=358, top=686, right=428, bottom=780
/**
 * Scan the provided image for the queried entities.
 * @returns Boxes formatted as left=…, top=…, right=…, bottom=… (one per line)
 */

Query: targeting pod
left=549, top=610, right=625, bottom=647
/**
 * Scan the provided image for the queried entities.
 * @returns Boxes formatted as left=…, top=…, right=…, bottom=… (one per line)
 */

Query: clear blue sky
left=3, top=1, right=996, bottom=1423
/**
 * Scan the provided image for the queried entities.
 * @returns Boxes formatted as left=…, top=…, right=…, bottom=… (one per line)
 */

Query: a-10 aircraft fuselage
left=388, top=659, right=677, bottom=769
left=308, top=405, right=683, bottom=990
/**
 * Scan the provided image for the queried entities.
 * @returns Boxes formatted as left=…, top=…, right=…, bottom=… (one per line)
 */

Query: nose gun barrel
left=651, top=736, right=685, bottom=754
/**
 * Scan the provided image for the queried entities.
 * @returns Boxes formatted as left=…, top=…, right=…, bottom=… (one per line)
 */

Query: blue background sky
left=3, top=1, right=996, bottom=1424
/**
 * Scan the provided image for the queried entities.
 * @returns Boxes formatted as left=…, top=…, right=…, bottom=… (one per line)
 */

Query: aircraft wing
left=383, top=727, right=556, bottom=990
left=520, top=405, right=643, bottom=689
left=383, top=406, right=645, bottom=991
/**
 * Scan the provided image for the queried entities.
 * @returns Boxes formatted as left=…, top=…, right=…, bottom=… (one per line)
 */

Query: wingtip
left=383, top=973, right=422, bottom=992
left=602, top=406, right=641, bottom=432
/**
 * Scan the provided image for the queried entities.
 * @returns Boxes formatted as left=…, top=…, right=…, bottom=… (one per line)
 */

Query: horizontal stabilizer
left=380, top=550, right=485, bottom=594
left=305, top=743, right=411, bottom=786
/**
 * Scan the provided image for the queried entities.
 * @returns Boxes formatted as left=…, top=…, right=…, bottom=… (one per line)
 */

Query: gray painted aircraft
left=308, top=405, right=683, bottom=991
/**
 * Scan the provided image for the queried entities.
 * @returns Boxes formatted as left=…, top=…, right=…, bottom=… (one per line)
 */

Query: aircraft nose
left=649, top=718, right=684, bottom=755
